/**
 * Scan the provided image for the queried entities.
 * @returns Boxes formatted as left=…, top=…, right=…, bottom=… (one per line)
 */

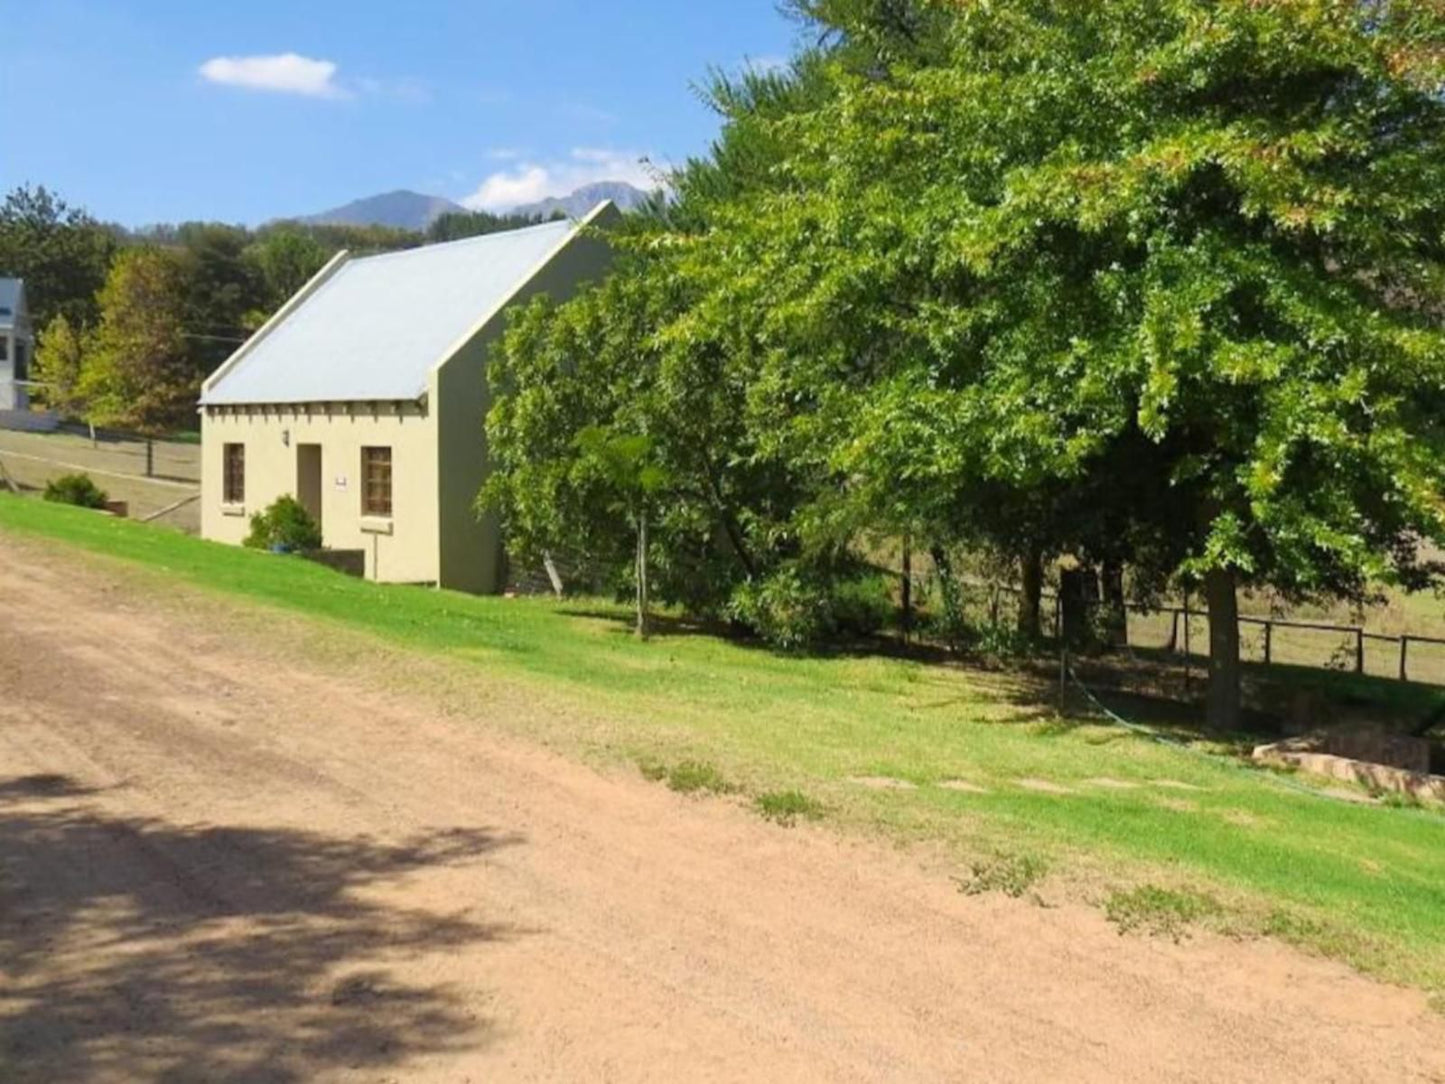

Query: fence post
left=1263, top=621, right=1273, bottom=666
left=1182, top=594, right=1192, bottom=696
left=1355, top=627, right=1365, bottom=675
left=1167, top=609, right=1179, bottom=653
left=1400, top=636, right=1410, bottom=682
left=145, top=439, right=154, bottom=479
left=1059, top=644, right=1067, bottom=715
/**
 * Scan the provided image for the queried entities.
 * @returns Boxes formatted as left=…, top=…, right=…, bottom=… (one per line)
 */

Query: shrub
left=244, top=495, right=322, bottom=553
left=728, top=567, right=833, bottom=651
left=43, top=473, right=108, bottom=509
left=830, top=572, right=895, bottom=638
left=728, top=565, right=892, bottom=651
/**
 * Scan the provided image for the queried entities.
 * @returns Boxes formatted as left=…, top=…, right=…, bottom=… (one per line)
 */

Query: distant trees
left=31, top=314, right=91, bottom=419
left=82, top=248, right=196, bottom=434
left=0, top=185, right=118, bottom=328
left=426, top=208, right=564, bottom=244
left=483, top=0, right=1445, bottom=729
left=243, top=229, right=330, bottom=317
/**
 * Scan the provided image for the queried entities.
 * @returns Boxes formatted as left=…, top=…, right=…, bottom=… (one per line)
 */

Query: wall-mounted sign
left=335, top=475, right=348, bottom=490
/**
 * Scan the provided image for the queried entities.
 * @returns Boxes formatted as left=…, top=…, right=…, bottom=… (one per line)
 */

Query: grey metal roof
left=202, top=217, right=581, bottom=405
left=0, top=279, right=24, bottom=329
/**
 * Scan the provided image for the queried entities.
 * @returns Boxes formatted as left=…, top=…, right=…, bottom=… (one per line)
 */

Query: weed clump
left=755, top=789, right=824, bottom=826
left=957, top=853, right=1047, bottom=899
left=638, top=758, right=735, bottom=796
left=1105, top=885, right=1221, bottom=942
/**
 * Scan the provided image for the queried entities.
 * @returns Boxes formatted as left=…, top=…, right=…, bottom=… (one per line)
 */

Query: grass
left=2, top=492, right=1444, bottom=995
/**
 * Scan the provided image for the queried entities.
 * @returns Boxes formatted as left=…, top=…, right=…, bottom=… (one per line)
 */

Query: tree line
left=0, top=184, right=557, bottom=434
left=480, top=0, right=1445, bottom=730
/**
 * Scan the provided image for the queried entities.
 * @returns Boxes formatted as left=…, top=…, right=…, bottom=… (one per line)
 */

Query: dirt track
left=1, top=536, right=1443, bottom=1083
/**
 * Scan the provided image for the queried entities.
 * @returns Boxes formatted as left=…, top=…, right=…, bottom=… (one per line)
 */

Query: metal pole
left=1400, top=636, right=1410, bottom=682
left=1355, top=627, right=1365, bottom=674
left=1263, top=621, right=1272, bottom=666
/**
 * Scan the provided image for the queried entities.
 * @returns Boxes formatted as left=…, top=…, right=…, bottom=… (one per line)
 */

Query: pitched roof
left=202, top=212, right=595, bottom=406
left=0, top=279, right=25, bottom=329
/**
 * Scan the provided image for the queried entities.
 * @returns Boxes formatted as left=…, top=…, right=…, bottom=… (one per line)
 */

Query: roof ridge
left=349, top=217, right=576, bottom=266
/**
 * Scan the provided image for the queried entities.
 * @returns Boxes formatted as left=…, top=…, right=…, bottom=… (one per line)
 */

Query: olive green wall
left=431, top=207, right=619, bottom=594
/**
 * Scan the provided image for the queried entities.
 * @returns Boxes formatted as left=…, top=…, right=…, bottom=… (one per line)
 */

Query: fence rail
left=1138, top=603, right=1445, bottom=684
left=917, top=572, right=1445, bottom=688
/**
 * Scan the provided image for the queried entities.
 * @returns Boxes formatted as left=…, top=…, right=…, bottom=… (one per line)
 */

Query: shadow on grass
left=0, top=774, right=523, bottom=1083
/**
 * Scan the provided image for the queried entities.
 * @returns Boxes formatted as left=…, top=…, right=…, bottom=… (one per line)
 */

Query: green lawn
left=3, top=492, right=1444, bottom=994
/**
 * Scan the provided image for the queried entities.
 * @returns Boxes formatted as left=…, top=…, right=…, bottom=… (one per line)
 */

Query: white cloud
left=199, top=53, right=348, bottom=99
left=461, top=148, right=658, bottom=213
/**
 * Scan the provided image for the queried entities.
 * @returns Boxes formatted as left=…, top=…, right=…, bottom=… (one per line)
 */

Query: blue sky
left=0, top=0, right=799, bottom=227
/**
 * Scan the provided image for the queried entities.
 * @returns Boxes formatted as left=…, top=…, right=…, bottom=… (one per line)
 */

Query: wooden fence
left=1144, top=603, right=1445, bottom=684
left=932, top=575, right=1445, bottom=687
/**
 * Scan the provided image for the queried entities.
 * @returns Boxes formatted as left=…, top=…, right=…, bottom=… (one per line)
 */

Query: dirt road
left=1, top=536, right=1442, bottom=1083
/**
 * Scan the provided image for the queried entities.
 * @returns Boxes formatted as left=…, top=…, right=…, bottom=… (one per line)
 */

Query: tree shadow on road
left=0, top=774, right=524, bottom=1082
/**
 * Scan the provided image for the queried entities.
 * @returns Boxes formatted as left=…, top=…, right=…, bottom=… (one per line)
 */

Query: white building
left=0, top=278, right=33, bottom=412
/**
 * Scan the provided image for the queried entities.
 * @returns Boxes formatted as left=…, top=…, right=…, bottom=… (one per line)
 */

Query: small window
left=223, top=443, right=245, bottom=504
left=361, top=446, right=392, bottom=517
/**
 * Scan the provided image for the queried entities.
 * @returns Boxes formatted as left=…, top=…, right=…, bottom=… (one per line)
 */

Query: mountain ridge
left=296, top=181, right=651, bottom=232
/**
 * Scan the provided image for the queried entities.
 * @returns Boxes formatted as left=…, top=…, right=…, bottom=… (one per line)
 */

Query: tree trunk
left=542, top=551, right=564, bottom=599
left=1101, top=558, right=1127, bottom=647
left=1018, top=548, right=1043, bottom=639
left=635, top=509, right=650, bottom=640
left=1204, top=567, right=1241, bottom=729
left=900, top=535, right=913, bottom=643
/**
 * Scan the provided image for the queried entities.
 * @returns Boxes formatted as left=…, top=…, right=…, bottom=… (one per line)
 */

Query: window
left=0, top=337, right=8, bottom=363
left=223, top=443, right=245, bottom=504
left=361, top=446, right=392, bottom=517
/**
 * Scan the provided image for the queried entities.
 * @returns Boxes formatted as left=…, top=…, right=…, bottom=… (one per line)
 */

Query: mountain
left=297, top=181, right=652, bottom=232
left=300, top=190, right=466, bottom=231
left=509, top=181, right=652, bottom=220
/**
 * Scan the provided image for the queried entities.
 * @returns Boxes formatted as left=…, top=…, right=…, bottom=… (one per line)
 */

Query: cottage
left=0, top=278, right=34, bottom=412
left=200, top=202, right=617, bottom=592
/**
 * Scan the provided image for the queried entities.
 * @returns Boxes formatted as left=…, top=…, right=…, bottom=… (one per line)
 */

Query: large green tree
left=672, top=0, right=1445, bottom=725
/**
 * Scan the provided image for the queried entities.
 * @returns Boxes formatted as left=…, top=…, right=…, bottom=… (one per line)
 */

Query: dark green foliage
left=42, top=473, right=108, bottom=509
left=243, top=496, right=323, bottom=553
left=0, top=185, right=118, bottom=328
left=425, top=208, right=561, bottom=243
left=727, top=565, right=892, bottom=651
